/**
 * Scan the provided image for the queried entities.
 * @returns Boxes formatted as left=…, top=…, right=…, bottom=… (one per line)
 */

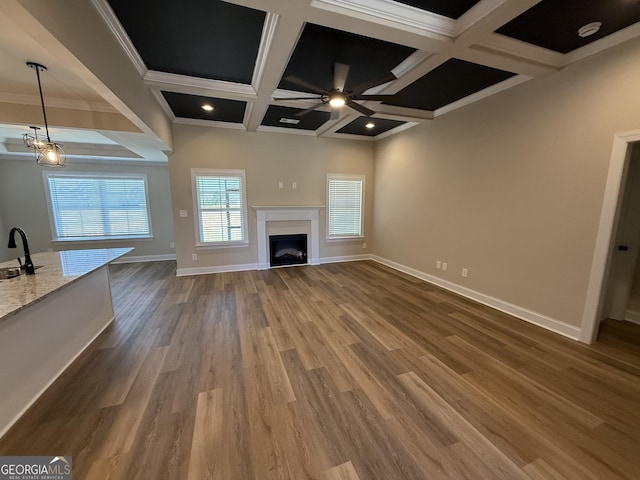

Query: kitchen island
left=0, top=248, right=132, bottom=437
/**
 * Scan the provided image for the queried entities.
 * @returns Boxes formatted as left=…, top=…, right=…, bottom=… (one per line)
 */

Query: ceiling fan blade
left=295, top=102, right=326, bottom=117
left=333, top=63, right=350, bottom=92
left=273, top=96, right=323, bottom=101
left=346, top=100, right=375, bottom=117
left=351, top=71, right=397, bottom=95
left=351, top=94, right=395, bottom=101
left=283, top=75, right=327, bottom=95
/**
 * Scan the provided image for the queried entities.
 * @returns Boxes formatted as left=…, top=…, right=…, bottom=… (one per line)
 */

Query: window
left=44, top=172, right=152, bottom=241
left=327, top=173, right=364, bottom=239
left=192, top=169, right=248, bottom=246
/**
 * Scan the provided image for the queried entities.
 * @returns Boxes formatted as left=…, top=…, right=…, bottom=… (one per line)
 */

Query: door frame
left=581, top=130, right=640, bottom=343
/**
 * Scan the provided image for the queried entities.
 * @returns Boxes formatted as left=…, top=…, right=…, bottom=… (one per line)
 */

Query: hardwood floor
left=1, top=260, right=639, bottom=479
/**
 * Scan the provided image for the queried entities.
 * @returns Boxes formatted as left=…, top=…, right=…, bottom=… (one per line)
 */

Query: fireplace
left=252, top=206, right=323, bottom=269
left=270, top=234, right=307, bottom=267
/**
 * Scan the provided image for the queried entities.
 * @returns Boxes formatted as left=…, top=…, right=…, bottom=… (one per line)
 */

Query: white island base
left=0, top=248, right=132, bottom=437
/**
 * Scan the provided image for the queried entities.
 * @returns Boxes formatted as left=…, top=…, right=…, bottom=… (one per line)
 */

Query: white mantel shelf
left=252, top=206, right=324, bottom=269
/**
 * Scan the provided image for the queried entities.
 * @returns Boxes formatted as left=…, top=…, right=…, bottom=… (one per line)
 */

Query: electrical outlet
left=442, top=262, right=448, bottom=271
left=436, top=261, right=441, bottom=269
left=362, top=242, right=367, bottom=249
left=179, top=210, right=188, bottom=217
left=292, top=182, right=297, bottom=189
left=170, top=242, right=175, bottom=249
left=278, top=181, right=283, bottom=189
left=462, top=268, right=468, bottom=277
left=192, top=253, right=197, bottom=261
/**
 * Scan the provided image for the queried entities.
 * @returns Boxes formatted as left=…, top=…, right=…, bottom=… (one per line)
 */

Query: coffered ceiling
left=102, top=0, right=640, bottom=139
left=1, top=0, right=640, bottom=162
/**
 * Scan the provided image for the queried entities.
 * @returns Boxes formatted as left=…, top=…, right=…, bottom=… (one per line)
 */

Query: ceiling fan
left=275, top=62, right=397, bottom=119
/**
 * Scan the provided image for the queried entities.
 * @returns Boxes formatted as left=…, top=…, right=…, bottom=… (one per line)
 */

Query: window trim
left=43, top=171, right=153, bottom=243
left=191, top=168, right=249, bottom=248
left=326, top=173, right=365, bottom=241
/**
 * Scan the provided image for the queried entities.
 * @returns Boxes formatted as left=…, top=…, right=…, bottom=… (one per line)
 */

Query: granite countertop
left=0, top=248, right=133, bottom=321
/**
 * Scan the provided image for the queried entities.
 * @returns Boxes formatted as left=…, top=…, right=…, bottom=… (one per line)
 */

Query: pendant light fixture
left=22, top=62, right=66, bottom=167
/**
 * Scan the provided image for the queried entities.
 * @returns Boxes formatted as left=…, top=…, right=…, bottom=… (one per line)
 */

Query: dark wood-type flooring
left=1, top=260, right=639, bottom=479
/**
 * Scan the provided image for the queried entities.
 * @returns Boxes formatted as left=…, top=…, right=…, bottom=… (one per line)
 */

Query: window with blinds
left=192, top=169, right=248, bottom=246
left=327, top=174, right=364, bottom=238
left=44, top=173, right=152, bottom=241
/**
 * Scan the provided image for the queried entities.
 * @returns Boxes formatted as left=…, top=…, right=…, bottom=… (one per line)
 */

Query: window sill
left=53, top=236, right=153, bottom=243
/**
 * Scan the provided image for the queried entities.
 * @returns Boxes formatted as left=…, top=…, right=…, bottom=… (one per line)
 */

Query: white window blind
left=327, top=174, right=364, bottom=238
left=45, top=173, right=152, bottom=241
left=192, top=169, right=247, bottom=245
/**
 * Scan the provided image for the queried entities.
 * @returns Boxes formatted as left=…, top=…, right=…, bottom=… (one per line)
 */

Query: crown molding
left=252, top=12, right=280, bottom=90
left=144, top=70, right=257, bottom=101
left=173, top=117, right=246, bottom=130
left=455, top=0, right=510, bottom=36
left=311, top=0, right=453, bottom=40
left=257, top=125, right=318, bottom=136
left=324, top=131, right=376, bottom=141
left=373, top=104, right=434, bottom=121
left=434, top=74, right=530, bottom=117
left=375, top=121, right=418, bottom=140
left=480, top=33, right=567, bottom=69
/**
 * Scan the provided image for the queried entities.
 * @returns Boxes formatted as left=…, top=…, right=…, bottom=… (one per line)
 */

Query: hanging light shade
left=23, top=62, right=66, bottom=167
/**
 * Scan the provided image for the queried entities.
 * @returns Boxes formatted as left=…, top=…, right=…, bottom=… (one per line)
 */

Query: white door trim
left=581, top=131, right=640, bottom=343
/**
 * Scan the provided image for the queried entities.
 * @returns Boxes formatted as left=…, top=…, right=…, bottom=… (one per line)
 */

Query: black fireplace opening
left=270, top=234, right=308, bottom=267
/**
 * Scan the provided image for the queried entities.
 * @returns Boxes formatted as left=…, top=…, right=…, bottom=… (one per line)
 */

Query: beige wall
left=373, top=37, right=640, bottom=328
left=169, top=124, right=375, bottom=271
left=0, top=158, right=175, bottom=262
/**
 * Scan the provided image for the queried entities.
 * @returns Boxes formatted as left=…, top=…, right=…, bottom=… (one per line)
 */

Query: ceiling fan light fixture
left=23, top=62, right=66, bottom=167
left=276, top=64, right=395, bottom=119
left=329, top=94, right=346, bottom=108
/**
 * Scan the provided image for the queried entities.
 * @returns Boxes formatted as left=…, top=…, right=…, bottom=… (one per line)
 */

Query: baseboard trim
left=624, top=310, right=640, bottom=325
left=176, top=263, right=258, bottom=276
left=320, top=254, right=371, bottom=264
left=371, top=255, right=582, bottom=341
left=112, top=253, right=176, bottom=264
left=176, top=255, right=371, bottom=276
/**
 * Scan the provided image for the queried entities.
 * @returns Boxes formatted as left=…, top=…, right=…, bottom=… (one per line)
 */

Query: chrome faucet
left=8, top=227, right=35, bottom=275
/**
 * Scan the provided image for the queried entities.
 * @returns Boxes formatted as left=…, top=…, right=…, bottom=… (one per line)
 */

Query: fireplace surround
left=253, top=206, right=323, bottom=269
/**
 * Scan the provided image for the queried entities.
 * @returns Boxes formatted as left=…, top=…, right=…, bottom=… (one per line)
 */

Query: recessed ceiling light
left=279, top=117, right=300, bottom=125
left=201, top=104, right=214, bottom=112
left=365, top=122, right=375, bottom=129
left=578, top=22, right=602, bottom=38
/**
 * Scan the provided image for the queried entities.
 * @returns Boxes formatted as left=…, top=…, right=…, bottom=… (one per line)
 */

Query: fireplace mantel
left=252, top=206, right=324, bottom=269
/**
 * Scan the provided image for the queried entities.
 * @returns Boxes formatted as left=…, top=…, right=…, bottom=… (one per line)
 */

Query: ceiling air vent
left=279, top=118, right=300, bottom=125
